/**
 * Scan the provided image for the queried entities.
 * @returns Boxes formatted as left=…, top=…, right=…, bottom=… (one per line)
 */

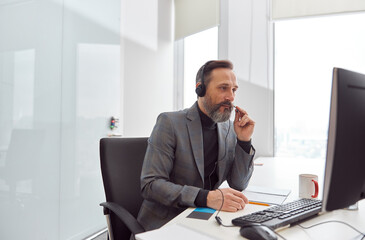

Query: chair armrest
left=100, top=202, right=145, bottom=235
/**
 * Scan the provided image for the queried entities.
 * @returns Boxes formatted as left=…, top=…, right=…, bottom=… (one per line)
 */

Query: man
left=137, top=60, right=255, bottom=231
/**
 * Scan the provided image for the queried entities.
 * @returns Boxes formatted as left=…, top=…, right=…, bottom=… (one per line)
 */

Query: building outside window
left=274, top=13, right=365, bottom=159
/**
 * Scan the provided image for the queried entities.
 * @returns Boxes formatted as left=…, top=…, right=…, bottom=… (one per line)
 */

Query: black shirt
left=197, top=104, right=219, bottom=190
left=194, top=103, right=252, bottom=207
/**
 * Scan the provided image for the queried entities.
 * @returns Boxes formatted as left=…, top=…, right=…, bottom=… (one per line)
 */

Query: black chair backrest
left=100, top=137, right=148, bottom=240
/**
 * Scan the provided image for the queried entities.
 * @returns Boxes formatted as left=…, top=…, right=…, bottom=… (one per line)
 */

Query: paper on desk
left=136, top=224, right=218, bottom=240
left=243, top=185, right=291, bottom=205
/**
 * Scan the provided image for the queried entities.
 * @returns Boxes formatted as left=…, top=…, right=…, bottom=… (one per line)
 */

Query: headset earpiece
left=196, top=64, right=207, bottom=97
left=195, top=84, right=205, bottom=97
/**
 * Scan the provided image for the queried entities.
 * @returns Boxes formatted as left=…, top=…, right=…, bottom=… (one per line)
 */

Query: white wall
left=219, top=0, right=274, bottom=157
left=121, top=0, right=174, bottom=137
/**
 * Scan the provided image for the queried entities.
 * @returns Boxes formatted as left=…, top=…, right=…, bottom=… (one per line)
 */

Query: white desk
left=136, top=157, right=365, bottom=240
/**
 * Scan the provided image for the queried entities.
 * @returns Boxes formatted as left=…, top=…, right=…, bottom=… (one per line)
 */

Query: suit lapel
left=186, top=103, right=204, bottom=182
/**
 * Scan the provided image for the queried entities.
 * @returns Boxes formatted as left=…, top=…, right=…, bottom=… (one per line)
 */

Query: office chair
left=99, top=137, right=148, bottom=240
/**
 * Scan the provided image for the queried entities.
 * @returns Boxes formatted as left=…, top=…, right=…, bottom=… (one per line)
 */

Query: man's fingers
left=241, top=193, right=249, bottom=204
left=239, top=115, right=255, bottom=128
left=234, top=106, right=247, bottom=123
left=222, top=200, right=244, bottom=212
left=226, top=193, right=244, bottom=203
left=239, top=116, right=249, bottom=127
left=235, top=106, right=248, bottom=116
left=226, top=199, right=243, bottom=210
left=225, top=199, right=246, bottom=211
left=227, top=188, right=247, bottom=199
left=225, top=190, right=248, bottom=208
left=224, top=205, right=240, bottom=212
left=217, top=188, right=249, bottom=211
left=234, top=108, right=240, bottom=122
left=234, top=107, right=253, bottom=127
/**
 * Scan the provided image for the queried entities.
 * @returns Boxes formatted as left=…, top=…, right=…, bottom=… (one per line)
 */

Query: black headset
left=195, top=64, right=207, bottom=97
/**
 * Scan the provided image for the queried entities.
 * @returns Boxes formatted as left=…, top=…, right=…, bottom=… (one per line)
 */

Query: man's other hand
left=207, top=188, right=249, bottom=212
left=234, top=106, right=255, bottom=142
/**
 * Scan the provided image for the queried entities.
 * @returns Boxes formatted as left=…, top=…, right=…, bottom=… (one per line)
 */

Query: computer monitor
left=322, top=67, right=365, bottom=211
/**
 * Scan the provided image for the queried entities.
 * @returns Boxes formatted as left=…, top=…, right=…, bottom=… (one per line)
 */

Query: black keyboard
left=232, top=198, right=322, bottom=230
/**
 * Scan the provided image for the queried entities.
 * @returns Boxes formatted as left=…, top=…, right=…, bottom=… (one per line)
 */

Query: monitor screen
left=322, top=68, right=365, bottom=211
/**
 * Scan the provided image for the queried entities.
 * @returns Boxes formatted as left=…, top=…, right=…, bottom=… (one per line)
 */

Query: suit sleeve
left=226, top=139, right=255, bottom=191
left=140, top=113, right=200, bottom=208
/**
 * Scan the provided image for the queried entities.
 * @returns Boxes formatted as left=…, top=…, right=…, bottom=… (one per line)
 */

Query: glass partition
left=0, top=0, right=120, bottom=239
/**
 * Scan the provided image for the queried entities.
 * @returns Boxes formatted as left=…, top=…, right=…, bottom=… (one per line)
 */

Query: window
left=274, top=13, right=365, bottom=158
left=180, top=27, right=218, bottom=109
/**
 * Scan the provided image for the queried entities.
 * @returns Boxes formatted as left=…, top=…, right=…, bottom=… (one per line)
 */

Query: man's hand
left=207, top=188, right=249, bottom=212
left=234, top=106, right=255, bottom=142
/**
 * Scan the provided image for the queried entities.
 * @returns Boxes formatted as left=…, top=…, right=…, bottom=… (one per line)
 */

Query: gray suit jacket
left=137, top=102, right=254, bottom=231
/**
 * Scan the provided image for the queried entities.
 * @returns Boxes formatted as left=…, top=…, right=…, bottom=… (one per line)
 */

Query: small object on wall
left=108, top=116, right=122, bottom=137
left=110, top=116, right=119, bottom=130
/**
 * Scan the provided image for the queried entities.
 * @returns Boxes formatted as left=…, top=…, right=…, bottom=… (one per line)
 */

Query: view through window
left=183, top=27, right=218, bottom=108
left=274, top=13, right=365, bottom=159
